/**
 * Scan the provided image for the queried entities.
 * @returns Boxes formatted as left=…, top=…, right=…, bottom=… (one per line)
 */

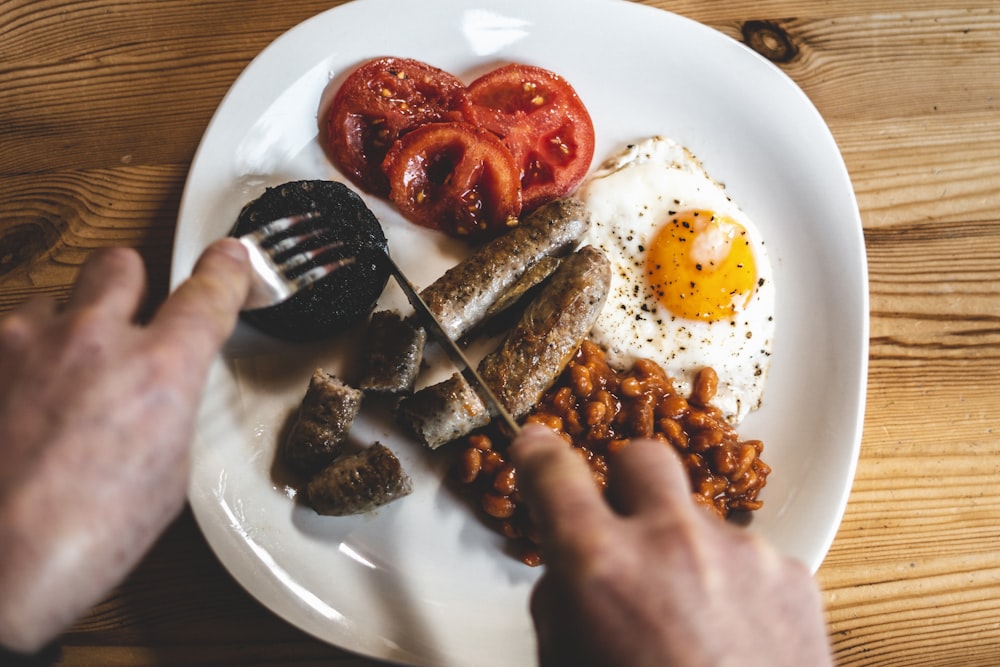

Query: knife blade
left=380, top=250, right=521, bottom=437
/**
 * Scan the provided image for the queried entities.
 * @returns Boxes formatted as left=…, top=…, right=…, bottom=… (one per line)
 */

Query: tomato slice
left=467, top=64, right=595, bottom=212
left=326, top=57, right=472, bottom=196
left=382, top=122, right=522, bottom=240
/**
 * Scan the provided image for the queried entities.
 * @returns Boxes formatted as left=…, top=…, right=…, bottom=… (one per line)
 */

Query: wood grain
left=2, top=0, right=999, bottom=665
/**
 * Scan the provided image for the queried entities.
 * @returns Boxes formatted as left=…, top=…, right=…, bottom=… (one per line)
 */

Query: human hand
left=509, top=423, right=833, bottom=667
left=0, top=239, right=250, bottom=653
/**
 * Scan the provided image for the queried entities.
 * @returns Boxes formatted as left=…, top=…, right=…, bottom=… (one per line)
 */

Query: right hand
left=509, top=423, right=833, bottom=667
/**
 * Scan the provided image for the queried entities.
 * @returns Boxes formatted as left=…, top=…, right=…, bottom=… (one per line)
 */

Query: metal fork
left=238, top=212, right=355, bottom=310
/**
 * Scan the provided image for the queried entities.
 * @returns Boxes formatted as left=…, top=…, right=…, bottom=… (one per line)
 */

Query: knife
left=380, top=250, right=521, bottom=437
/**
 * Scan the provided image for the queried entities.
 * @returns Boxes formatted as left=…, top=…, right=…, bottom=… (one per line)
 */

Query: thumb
left=151, top=238, right=251, bottom=365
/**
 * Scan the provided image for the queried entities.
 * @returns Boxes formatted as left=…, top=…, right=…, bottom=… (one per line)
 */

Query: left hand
left=0, top=239, right=250, bottom=653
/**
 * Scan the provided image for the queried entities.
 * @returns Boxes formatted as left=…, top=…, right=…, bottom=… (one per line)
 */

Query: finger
left=508, top=423, right=614, bottom=551
left=149, top=238, right=251, bottom=367
left=64, top=247, right=147, bottom=320
left=606, top=438, right=694, bottom=517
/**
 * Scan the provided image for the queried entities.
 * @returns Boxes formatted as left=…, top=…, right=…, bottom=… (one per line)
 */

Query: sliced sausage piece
left=359, top=310, right=427, bottom=395
left=282, top=369, right=363, bottom=474
left=306, top=443, right=412, bottom=515
left=478, top=245, right=611, bottom=419
left=420, top=197, right=590, bottom=340
left=396, top=372, right=489, bottom=449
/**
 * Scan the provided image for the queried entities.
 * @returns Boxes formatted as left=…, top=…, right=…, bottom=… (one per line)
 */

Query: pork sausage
left=419, top=197, right=590, bottom=340
left=282, top=369, right=363, bottom=474
left=359, top=310, right=427, bottom=395
left=396, top=372, right=489, bottom=449
left=478, top=245, right=611, bottom=419
left=306, top=443, right=412, bottom=515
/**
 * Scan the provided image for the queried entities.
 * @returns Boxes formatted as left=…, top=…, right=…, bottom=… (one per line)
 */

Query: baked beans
left=455, top=340, right=771, bottom=566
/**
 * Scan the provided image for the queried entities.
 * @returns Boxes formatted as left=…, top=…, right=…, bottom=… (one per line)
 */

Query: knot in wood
left=741, top=20, right=799, bottom=64
left=0, top=222, right=61, bottom=279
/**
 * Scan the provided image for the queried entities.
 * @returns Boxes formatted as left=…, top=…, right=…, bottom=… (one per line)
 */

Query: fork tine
left=247, top=212, right=322, bottom=244
left=264, top=229, right=344, bottom=259
left=277, top=240, right=348, bottom=273
left=290, top=257, right=357, bottom=291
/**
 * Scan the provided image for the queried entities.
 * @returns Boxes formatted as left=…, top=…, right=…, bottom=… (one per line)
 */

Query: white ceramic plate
left=171, top=0, right=868, bottom=664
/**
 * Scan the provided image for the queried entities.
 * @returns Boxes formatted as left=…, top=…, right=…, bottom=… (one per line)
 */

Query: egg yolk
left=646, top=209, right=758, bottom=321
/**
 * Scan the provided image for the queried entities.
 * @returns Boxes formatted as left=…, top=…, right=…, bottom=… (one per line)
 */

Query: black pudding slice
left=232, top=180, right=390, bottom=341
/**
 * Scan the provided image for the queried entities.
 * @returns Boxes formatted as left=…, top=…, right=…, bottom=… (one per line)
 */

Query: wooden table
left=2, top=1, right=998, bottom=664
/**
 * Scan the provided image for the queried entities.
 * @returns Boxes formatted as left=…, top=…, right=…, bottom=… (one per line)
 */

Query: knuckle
left=0, top=312, right=36, bottom=351
left=0, top=298, right=58, bottom=352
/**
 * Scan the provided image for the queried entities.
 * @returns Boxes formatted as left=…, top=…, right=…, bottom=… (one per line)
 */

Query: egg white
left=578, top=135, right=775, bottom=423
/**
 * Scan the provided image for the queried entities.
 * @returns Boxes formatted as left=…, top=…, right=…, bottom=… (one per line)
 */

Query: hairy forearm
left=0, top=423, right=189, bottom=653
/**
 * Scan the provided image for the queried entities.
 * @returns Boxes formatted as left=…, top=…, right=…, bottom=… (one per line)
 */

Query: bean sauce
left=455, top=340, right=771, bottom=566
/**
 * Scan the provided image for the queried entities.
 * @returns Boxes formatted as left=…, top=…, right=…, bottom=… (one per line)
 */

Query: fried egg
left=578, top=136, right=775, bottom=423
